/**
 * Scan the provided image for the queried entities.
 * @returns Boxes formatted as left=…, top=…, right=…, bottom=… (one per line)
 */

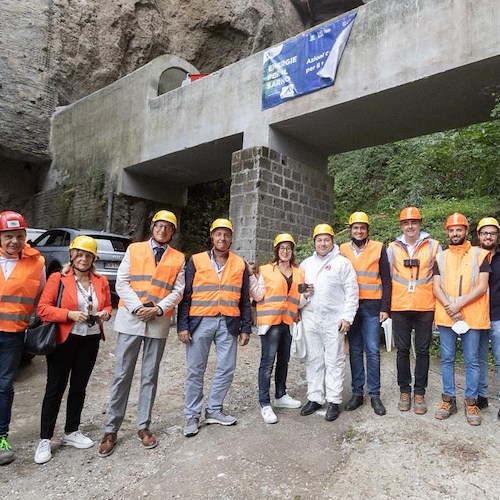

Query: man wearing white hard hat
left=298, top=224, right=358, bottom=422
left=433, top=213, right=490, bottom=426
left=99, top=210, right=185, bottom=457
left=476, top=217, right=500, bottom=418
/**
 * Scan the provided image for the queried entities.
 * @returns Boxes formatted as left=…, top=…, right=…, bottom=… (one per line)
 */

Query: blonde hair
left=61, top=248, right=99, bottom=276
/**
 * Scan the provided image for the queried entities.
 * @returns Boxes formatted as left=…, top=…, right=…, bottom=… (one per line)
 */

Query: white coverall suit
left=299, top=246, right=359, bottom=404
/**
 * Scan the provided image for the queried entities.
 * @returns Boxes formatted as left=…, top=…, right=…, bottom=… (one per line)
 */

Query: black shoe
left=497, top=408, right=500, bottom=420
left=325, top=403, right=340, bottom=421
left=345, top=395, right=364, bottom=411
left=371, top=396, right=386, bottom=416
left=300, top=400, right=322, bottom=416
left=477, top=396, right=489, bottom=409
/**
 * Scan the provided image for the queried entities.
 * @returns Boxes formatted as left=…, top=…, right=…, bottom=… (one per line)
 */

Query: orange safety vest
left=189, top=251, right=245, bottom=317
left=119, top=241, right=185, bottom=318
left=435, top=244, right=490, bottom=329
left=0, top=246, right=45, bottom=332
left=387, top=237, right=440, bottom=312
left=255, top=264, right=304, bottom=326
left=340, top=240, right=383, bottom=300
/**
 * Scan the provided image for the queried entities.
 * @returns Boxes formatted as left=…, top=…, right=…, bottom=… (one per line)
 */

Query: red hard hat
left=445, top=212, right=469, bottom=230
left=399, top=207, right=422, bottom=221
left=0, top=211, right=28, bottom=232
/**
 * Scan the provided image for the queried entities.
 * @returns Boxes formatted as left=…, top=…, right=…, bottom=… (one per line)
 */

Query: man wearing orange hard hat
left=433, top=213, right=490, bottom=426
left=387, top=207, right=441, bottom=416
left=0, top=211, right=45, bottom=465
left=475, top=217, right=500, bottom=418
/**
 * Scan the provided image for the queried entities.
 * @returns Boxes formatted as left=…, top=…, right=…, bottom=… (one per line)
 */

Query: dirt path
left=2, top=317, right=499, bottom=499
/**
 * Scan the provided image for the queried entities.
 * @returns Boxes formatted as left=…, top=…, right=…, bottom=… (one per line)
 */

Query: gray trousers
left=104, top=332, right=166, bottom=433
left=184, top=316, right=237, bottom=417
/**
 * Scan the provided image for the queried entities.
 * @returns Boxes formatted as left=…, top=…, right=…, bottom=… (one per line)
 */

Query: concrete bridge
left=47, top=0, right=500, bottom=260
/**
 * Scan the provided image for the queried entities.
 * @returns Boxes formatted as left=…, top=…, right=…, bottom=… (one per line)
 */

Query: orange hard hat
left=399, top=207, right=422, bottom=221
left=445, top=212, right=469, bottom=230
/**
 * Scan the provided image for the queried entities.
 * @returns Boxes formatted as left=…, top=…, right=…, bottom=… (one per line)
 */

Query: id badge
left=408, top=281, right=416, bottom=293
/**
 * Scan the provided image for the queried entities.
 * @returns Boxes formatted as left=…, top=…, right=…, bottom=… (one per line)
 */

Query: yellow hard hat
left=348, top=211, right=370, bottom=226
left=273, top=233, right=295, bottom=248
left=210, top=218, right=233, bottom=233
left=313, top=223, right=334, bottom=239
left=152, top=210, right=177, bottom=229
left=69, top=235, right=98, bottom=257
left=477, top=217, right=500, bottom=233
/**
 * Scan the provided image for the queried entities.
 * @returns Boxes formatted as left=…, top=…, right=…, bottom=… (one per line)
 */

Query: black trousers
left=392, top=310, right=434, bottom=395
left=40, top=333, right=100, bottom=439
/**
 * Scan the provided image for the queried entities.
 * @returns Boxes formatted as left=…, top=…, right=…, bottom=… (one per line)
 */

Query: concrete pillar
left=229, top=146, right=333, bottom=263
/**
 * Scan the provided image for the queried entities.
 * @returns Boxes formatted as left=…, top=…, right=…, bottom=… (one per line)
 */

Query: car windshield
left=93, top=236, right=130, bottom=252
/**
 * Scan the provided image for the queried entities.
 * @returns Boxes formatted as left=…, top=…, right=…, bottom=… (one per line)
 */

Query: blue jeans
left=439, top=326, right=482, bottom=399
left=347, top=302, right=381, bottom=397
left=184, top=316, right=237, bottom=417
left=258, top=323, right=292, bottom=407
left=0, top=331, right=25, bottom=436
left=478, top=320, right=500, bottom=400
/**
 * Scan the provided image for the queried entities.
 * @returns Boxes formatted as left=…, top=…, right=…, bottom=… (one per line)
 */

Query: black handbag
left=25, top=276, right=63, bottom=356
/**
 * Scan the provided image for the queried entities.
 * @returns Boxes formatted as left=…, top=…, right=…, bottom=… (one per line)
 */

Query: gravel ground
left=2, top=314, right=499, bottom=499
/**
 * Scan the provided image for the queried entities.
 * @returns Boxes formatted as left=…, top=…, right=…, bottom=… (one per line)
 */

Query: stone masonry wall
left=230, top=146, right=333, bottom=263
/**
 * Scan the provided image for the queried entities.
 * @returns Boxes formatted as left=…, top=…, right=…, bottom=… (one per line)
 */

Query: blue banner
left=262, top=12, right=356, bottom=110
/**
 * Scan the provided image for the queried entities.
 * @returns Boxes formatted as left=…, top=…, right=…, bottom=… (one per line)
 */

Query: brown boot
left=98, top=432, right=117, bottom=458
left=435, top=394, right=457, bottom=420
left=414, top=394, right=427, bottom=415
left=398, top=392, right=411, bottom=411
left=464, top=398, right=482, bottom=426
left=138, top=428, right=158, bottom=449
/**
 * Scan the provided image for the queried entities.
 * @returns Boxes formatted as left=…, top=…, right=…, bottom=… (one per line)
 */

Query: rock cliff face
left=0, top=0, right=305, bottom=166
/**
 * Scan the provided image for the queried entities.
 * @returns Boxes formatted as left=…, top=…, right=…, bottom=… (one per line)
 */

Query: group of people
left=0, top=206, right=498, bottom=467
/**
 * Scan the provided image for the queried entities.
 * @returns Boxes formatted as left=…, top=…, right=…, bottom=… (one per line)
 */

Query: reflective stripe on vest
left=0, top=247, right=44, bottom=332
left=435, top=245, right=490, bottom=329
left=255, top=264, right=304, bottom=326
left=119, top=242, right=184, bottom=318
left=189, top=251, right=245, bottom=317
left=387, top=237, right=439, bottom=312
left=340, top=241, right=383, bottom=300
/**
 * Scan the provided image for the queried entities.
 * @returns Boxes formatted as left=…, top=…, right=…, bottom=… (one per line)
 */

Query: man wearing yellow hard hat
left=178, top=218, right=251, bottom=437
left=340, top=212, right=391, bottom=416
left=387, top=207, right=441, bottom=415
left=433, top=213, right=490, bottom=426
left=298, top=223, right=358, bottom=422
left=476, top=217, right=500, bottom=418
left=98, top=210, right=185, bottom=457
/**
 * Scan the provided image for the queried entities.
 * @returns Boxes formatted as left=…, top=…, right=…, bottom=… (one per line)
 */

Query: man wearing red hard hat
left=433, top=213, right=490, bottom=426
left=0, top=211, right=45, bottom=465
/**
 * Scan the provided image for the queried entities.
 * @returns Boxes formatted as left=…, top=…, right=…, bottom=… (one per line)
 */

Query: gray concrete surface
left=2, top=316, right=499, bottom=499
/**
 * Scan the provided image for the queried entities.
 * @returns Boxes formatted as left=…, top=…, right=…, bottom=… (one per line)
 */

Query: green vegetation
left=327, top=96, right=500, bottom=246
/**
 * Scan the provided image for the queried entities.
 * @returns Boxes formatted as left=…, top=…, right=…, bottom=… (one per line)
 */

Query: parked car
left=26, top=228, right=46, bottom=244
left=31, top=228, right=131, bottom=291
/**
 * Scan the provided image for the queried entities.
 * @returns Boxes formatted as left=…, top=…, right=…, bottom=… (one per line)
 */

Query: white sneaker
left=61, top=430, right=94, bottom=449
left=274, top=394, right=302, bottom=409
left=34, top=439, right=52, bottom=464
left=261, top=405, right=278, bottom=424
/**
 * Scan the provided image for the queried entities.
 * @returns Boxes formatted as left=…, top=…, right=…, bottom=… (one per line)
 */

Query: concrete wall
left=230, top=147, right=333, bottom=262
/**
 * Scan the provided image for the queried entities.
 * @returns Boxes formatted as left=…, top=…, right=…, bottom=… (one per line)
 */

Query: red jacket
left=37, top=269, right=112, bottom=344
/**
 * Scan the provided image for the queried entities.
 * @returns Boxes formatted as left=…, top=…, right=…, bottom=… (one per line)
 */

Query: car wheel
left=47, top=262, right=62, bottom=275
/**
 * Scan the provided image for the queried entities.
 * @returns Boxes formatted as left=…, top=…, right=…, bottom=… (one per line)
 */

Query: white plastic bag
left=290, top=321, right=306, bottom=359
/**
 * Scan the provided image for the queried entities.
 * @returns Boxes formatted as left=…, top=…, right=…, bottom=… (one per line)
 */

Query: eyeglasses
left=154, top=223, right=173, bottom=231
left=479, top=231, right=498, bottom=237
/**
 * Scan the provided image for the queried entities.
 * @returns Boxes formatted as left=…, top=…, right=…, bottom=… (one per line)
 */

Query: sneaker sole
left=61, top=439, right=94, bottom=449
left=34, top=453, right=52, bottom=464
left=205, top=418, right=237, bottom=426
left=274, top=403, right=301, bottom=409
left=184, top=428, right=199, bottom=437
left=414, top=408, right=427, bottom=415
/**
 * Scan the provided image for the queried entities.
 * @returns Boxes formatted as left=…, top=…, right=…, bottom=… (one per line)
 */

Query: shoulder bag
left=25, top=276, right=63, bottom=356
